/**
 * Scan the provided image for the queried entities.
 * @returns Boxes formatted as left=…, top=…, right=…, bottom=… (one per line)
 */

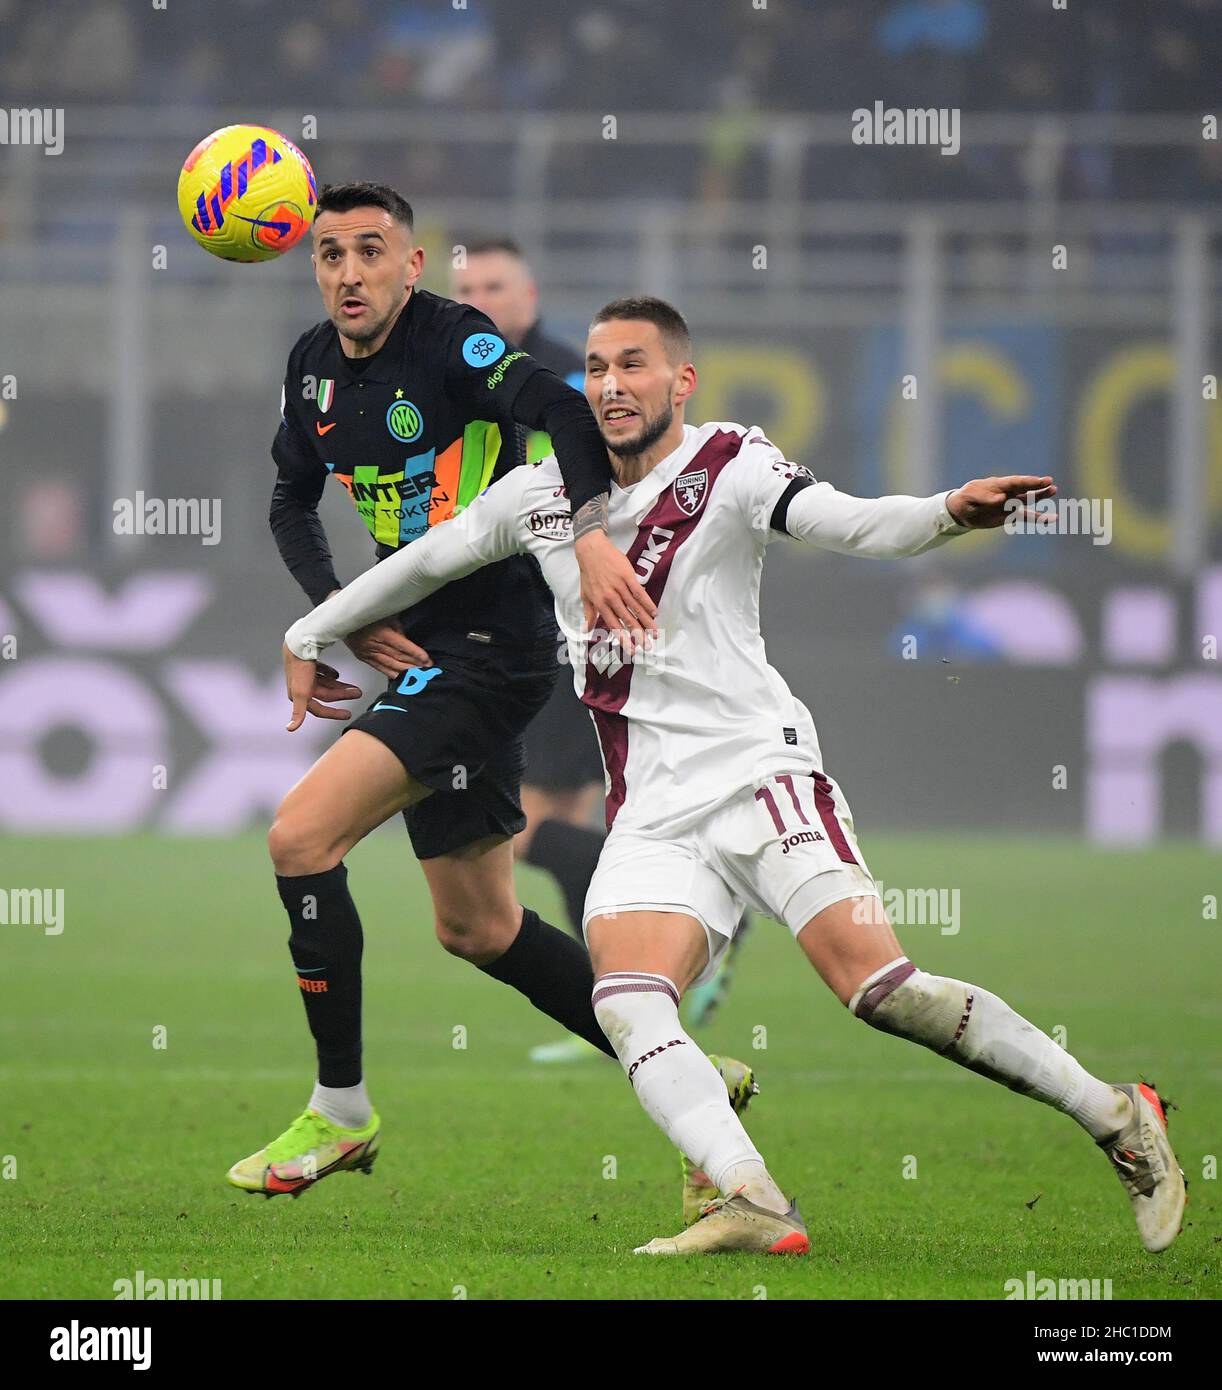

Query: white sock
left=309, top=1079, right=372, bottom=1130
left=592, top=971, right=788, bottom=1213
left=720, top=1158, right=789, bottom=1209
left=852, top=958, right=1132, bottom=1141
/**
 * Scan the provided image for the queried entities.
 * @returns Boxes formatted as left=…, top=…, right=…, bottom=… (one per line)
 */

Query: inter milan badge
left=386, top=398, right=424, bottom=443
left=674, top=467, right=708, bottom=516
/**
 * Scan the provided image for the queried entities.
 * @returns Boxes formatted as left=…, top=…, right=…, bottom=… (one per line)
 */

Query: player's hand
left=575, top=529, right=658, bottom=655
left=946, top=475, right=1057, bottom=529
left=283, top=648, right=363, bottom=732
left=343, top=618, right=431, bottom=677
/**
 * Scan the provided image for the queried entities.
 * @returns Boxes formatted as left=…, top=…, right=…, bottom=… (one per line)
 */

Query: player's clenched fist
left=282, top=647, right=363, bottom=732
left=946, top=475, right=1057, bottom=529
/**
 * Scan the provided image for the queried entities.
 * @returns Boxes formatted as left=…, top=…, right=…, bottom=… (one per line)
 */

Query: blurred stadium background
left=2, top=0, right=1221, bottom=1307
left=2, top=0, right=1220, bottom=845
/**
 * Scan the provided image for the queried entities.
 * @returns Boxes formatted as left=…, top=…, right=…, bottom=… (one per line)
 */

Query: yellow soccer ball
left=177, top=124, right=317, bottom=263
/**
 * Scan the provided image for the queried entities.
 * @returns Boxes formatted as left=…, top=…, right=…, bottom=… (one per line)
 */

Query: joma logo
left=627, top=1038, right=685, bottom=1080
left=780, top=830, right=824, bottom=855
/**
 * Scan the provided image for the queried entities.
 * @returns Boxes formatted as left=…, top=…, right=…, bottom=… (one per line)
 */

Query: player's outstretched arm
left=270, top=464, right=432, bottom=677
left=944, top=475, right=1057, bottom=528
left=281, top=473, right=528, bottom=728
left=780, top=474, right=1056, bottom=557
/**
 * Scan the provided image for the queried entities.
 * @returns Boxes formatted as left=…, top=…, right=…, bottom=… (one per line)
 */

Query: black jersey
left=270, top=288, right=606, bottom=651
left=514, top=319, right=586, bottom=468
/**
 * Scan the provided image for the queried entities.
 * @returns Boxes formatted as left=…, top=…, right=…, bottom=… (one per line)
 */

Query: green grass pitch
left=1, top=832, right=1218, bottom=1300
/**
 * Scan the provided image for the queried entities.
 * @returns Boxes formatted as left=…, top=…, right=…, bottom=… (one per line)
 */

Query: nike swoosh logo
left=370, top=702, right=404, bottom=714
left=316, top=422, right=337, bottom=436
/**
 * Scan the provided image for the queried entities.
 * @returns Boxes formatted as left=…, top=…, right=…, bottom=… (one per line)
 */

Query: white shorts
left=583, top=769, right=879, bottom=988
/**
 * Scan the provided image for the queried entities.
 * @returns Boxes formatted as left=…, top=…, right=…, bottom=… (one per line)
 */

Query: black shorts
left=522, top=668, right=605, bottom=792
left=345, top=639, right=559, bottom=860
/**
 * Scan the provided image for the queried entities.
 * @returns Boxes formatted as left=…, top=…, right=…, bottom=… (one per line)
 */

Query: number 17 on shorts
left=737, top=770, right=878, bottom=932
left=753, top=771, right=862, bottom=867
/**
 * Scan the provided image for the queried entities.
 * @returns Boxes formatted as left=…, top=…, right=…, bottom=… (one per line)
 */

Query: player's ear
left=674, top=362, right=697, bottom=407
left=406, top=244, right=425, bottom=291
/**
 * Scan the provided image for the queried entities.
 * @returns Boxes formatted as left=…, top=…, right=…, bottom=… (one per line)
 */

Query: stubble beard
left=606, top=400, right=673, bottom=465
left=334, top=290, right=406, bottom=347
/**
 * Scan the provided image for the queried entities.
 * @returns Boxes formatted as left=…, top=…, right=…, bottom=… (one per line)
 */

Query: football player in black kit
left=226, top=182, right=669, bottom=1195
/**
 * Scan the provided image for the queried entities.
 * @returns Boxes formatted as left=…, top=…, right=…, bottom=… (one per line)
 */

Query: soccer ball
left=177, top=124, right=317, bottom=263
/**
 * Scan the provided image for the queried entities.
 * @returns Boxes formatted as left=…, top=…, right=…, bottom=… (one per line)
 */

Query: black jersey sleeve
left=269, top=378, right=342, bottom=607
left=443, top=309, right=612, bottom=516
left=510, top=370, right=611, bottom=516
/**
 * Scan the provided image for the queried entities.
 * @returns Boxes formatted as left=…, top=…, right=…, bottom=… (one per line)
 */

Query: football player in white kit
left=281, top=297, right=1185, bottom=1259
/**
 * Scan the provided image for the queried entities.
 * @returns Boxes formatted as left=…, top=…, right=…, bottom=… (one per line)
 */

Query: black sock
left=525, top=819, right=605, bottom=941
left=276, top=864, right=364, bottom=1088
left=480, top=908, right=615, bottom=1058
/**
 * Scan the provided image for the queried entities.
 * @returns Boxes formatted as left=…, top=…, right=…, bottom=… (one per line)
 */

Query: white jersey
left=287, top=420, right=968, bottom=836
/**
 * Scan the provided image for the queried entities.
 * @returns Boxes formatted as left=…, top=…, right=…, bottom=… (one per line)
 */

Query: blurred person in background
left=889, top=576, right=1003, bottom=663
left=452, top=238, right=614, bottom=1063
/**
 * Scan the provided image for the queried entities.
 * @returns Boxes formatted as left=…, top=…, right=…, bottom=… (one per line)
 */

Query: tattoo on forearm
left=572, top=495, right=609, bottom=540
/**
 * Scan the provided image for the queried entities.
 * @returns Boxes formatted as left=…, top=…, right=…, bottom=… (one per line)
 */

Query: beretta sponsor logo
left=528, top=509, right=572, bottom=541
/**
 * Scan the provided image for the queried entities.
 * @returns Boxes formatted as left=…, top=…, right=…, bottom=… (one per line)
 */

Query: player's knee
left=267, top=815, right=296, bottom=873
left=433, top=916, right=476, bottom=958
left=433, top=905, right=519, bottom=961
left=268, top=809, right=341, bottom=877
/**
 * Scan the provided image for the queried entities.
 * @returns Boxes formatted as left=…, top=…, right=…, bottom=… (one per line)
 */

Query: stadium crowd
left=1, top=0, right=1219, bottom=203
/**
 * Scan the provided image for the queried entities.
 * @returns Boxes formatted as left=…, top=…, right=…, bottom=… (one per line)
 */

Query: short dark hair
left=590, top=296, right=692, bottom=364
left=315, top=181, right=414, bottom=232
left=464, top=236, right=524, bottom=260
